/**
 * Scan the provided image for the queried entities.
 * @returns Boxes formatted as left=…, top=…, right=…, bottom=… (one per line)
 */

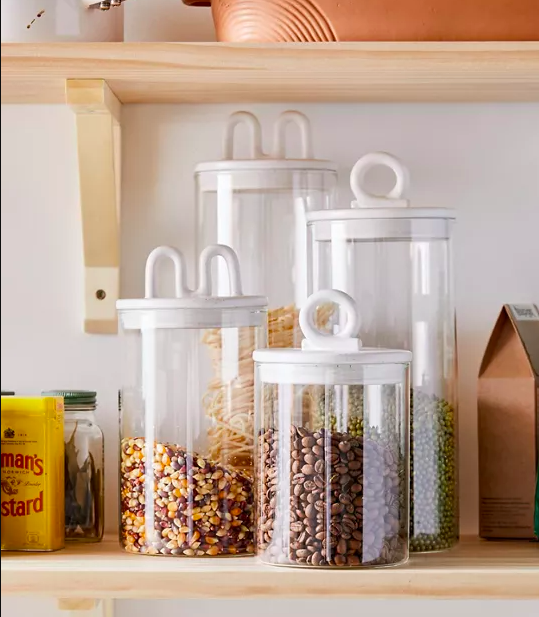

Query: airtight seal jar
left=307, top=152, right=458, bottom=553
left=117, top=244, right=267, bottom=556
left=42, top=390, right=104, bottom=543
left=255, top=289, right=411, bottom=568
left=196, top=110, right=337, bottom=349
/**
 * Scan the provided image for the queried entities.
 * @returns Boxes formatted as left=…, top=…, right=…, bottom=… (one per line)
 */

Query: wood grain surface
left=2, top=537, right=538, bottom=599
left=2, top=42, right=539, bottom=104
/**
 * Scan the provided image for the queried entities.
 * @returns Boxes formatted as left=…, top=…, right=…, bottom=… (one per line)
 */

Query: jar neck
left=65, top=407, right=96, bottom=423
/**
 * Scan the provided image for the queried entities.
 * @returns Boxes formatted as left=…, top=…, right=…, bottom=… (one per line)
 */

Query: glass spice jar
left=255, top=290, right=411, bottom=568
left=43, top=390, right=104, bottom=543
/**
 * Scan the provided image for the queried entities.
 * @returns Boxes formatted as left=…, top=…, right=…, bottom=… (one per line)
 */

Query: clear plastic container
left=42, top=390, right=104, bottom=543
left=196, top=110, right=337, bottom=349
left=307, top=152, right=458, bottom=552
left=255, top=289, right=411, bottom=568
left=117, top=245, right=267, bottom=556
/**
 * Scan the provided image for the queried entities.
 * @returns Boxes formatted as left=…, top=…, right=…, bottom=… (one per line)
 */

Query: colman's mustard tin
left=1, top=397, right=64, bottom=551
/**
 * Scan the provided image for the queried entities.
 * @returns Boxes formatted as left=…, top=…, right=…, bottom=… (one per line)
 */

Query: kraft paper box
left=478, top=304, right=539, bottom=539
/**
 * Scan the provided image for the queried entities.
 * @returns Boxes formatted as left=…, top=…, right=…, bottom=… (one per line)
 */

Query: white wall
left=2, top=1, right=539, bottom=616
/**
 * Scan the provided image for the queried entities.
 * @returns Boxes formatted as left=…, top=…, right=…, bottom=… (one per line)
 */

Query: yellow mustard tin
left=1, top=396, right=65, bottom=551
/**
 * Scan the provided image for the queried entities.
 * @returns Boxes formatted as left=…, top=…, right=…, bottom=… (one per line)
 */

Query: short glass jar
left=43, top=390, right=104, bottom=543
left=255, top=290, right=411, bottom=568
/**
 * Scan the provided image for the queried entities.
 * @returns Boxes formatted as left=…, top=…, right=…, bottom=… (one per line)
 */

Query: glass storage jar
left=196, top=110, right=337, bottom=349
left=118, top=244, right=267, bottom=556
left=307, top=152, right=458, bottom=552
left=42, top=390, right=104, bottom=543
left=255, top=289, right=411, bottom=568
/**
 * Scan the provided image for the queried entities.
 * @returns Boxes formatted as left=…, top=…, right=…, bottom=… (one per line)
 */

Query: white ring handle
left=223, top=112, right=263, bottom=160
left=300, top=290, right=361, bottom=352
left=272, top=111, right=313, bottom=160
left=197, top=244, right=243, bottom=297
left=145, top=246, right=189, bottom=299
left=350, top=152, right=410, bottom=208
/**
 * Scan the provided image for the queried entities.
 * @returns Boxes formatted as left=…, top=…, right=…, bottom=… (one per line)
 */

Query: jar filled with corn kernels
left=117, top=244, right=267, bottom=556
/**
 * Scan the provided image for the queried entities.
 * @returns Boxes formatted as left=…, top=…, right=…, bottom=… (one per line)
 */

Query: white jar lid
left=306, top=152, right=456, bottom=238
left=195, top=111, right=337, bottom=184
left=253, top=290, right=411, bottom=384
left=117, top=245, right=267, bottom=329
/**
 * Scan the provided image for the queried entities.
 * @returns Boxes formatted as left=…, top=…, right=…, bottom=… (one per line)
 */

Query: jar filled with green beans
left=307, top=152, right=459, bottom=552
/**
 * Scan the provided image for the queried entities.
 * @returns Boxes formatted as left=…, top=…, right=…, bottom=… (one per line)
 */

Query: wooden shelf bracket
left=66, top=79, right=121, bottom=335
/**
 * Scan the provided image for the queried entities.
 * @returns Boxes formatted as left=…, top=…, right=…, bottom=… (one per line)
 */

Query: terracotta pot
left=182, top=0, right=539, bottom=42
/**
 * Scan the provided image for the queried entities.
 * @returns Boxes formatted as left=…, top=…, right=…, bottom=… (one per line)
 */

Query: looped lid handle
left=145, top=244, right=243, bottom=300
left=223, top=112, right=264, bottom=160
left=272, top=111, right=313, bottom=159
left=350, top=152, right=410, bottom=208
left=300, top=290, right=362, bottom=352
left=222, top=110, right=314, bottom=161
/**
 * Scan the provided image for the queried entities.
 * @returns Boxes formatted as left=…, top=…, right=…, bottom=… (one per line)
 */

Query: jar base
left=260, top=555, right=409, bottom=569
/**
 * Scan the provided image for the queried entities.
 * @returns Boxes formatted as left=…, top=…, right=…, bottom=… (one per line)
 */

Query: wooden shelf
left=2, top=537, right=538, bottom=600
left=2, top=42, right=539, bottom=104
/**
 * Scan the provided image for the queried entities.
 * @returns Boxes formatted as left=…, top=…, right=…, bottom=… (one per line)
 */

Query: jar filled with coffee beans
left=307, top=152, right=459, bottom=552
left=117, top=245, right=267, bottom=557
left=254, top=290, right=411, bottom=568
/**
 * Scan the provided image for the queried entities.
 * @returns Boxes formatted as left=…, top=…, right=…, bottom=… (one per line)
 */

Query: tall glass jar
left=307, top=153, right=459, bottom=551
left=117, top=245, right=267, bottom=556
left=307, top=152, right=458, bottom=552
left=42, top=390, right=104, bottom=543
left=196, top=110, right=337, bottom=349
left=255, top=290, right=411, bottom=568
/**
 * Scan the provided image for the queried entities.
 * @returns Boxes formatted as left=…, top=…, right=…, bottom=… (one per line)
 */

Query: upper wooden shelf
left=2, top=537, right=538, bottom=599
left=1, top=42, right=539, bottom=104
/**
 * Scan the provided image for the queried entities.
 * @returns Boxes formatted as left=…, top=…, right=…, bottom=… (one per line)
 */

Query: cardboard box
left=478, top=304, right=539, bottom=539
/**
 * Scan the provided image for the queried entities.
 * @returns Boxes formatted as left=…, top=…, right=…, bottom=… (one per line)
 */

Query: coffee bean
left=314, top=460, right=325, bottom=474
left=314, top=476, right=325, bottom=489
left=301, top=465, right=315, bottom=475
left=303, top=453, right=315, bottom=465
left=331, top=503, right=344, bottom=515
